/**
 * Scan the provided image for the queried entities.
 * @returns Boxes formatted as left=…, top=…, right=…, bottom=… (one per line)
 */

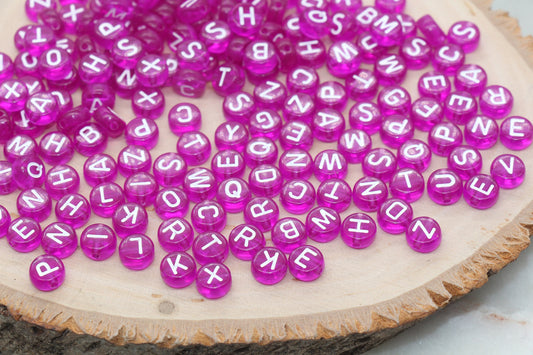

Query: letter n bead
left=29, top=255, right=65, bottom=292
left=406, top=217, right=442, bottom=253
left=41, top=222, right=77, bottom=259
left=17, top=187, right=51, bottom=222
left=288, top=245, right=324, bottom=282
left=252, top=247, right=288, bottom=285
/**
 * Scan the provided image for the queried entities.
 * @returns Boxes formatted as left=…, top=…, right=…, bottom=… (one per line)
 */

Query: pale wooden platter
left=0, top=0, right=531, bottom=350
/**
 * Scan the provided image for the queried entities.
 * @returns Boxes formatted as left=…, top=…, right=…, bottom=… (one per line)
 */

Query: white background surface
left=368, top=1, right=533, bottom=353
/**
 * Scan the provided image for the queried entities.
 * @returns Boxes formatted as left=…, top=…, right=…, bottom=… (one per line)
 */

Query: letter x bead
left=252, top=246, right=288, bottom=285
left=196, top=262, right=232, bottom=299
left=135, top=54, right=168, bottom=88
left=7, top=217, right=42, bottom=253
left=341, top=213, right=377, bottom=249
left=288, top=245, right=324, bottom=282
left=406, top=217, right=442, bottom=253
left=80, top=223, right=117, bottom=261
left=490, top=154, right=525, bottom=189
left=132, top=88, right=165, bottom=120
left=119, top=234, right=155, bottom=271
left=41, top=222, right=77, bottom=259
left=125, top=117, right=159, bottom=150
left=29, top=254, right=65, bottom=292
left=463, top=174, right=499, bottom=210
left=160, top=251, right=196, bottom=289
left=0, top=79, right=28, bottom=112
left=427, top=168, right=463, bottom=206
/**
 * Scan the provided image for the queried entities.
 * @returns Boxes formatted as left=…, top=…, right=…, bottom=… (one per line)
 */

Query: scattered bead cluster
left=0, top=0, right=528, bottom=299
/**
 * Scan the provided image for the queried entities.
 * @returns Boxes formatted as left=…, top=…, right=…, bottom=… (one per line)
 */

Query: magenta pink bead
left=316, top=81, right=347, bottom=111
left=326, top=40, right=361, bottom=77
left=160, top=251, right=196, bottom=289
left=73, top=122, right=108, bottom=156
left=183, top=167, right=217, bottom=203
left=153, top=152, right=187, bottom=187
left=93, top=106, right=126, bottom=138
left=117, top=145, right=151, bottom=177
left=244, top=196, right=279, bottom=232
left=20, top=75, right=44, bottom=96
left=306, top=206, right=340, bottom=243
left=278, top=148, right=313, bottom=180
left=433, top=44, right=465, bottom=75
left=288, top=245, right=324, bottom=282
left=355, top=6, right=380, bottom=32
left=380, top=114, right=413, bottom=148
left=222, top=91, right=255, bottom=123
left=14, top=52, right=40, bottom=78
left=417, top=14, right=446, bottom=47
left=243, top=40, right=279, bottom=77
left=227, top=3, right=262, bottom=37
left=158, top=218, right=194, bottom=253
left=406, top=217, right=442, bottom=253
left=251, top=246, right=287, bottom=285
left=216, top=177, right=251, bottom=213
left=111, top=36, right=144, bottom=69
left=125, top=117, right=159, bottom=150
left=286, top=66, right=318, bottom=95
left=411, top=97, right=443, bottom=131
left=377, top=198, right=413, bottom=234
left=362, top=148, right=397, bottom=182
left=154, top=187, right=189, bottom=219
left=464, top=115, right=498, bottom=149
left=113, top=68, right=139, bottom=98
left=244, top=136, right=278, bottom=168
left=400, top=37, right=431, bottom=69
left=39, top=131, right=74, bottom=165
left=356, top=31, right=385, bottom=64
left=444, top=91, right=477, bottom=125
left=295, top=39, right=327, bottom=68
left=378, top=86, right=411, bottom=116
left=479, top=85, right=513, bottom=119
left=280, top=121, right=313, bottom=151
left=0, top=205, right=10, bottom=237
left=0, top=111, right=13, bottom=144
left=248, top=164, right=282, bottom=197
left=448, top=145, right=482, bottom=180
left=55, top=193, right=90, bottom=229
left=375, top=54, right=407, bottom=85
left=112, top=202, right=148, bottom=238
left=12, top=155, right=46, bottom=190
left=254, top=79, right=287, bottom=110
left=311, top=108, right=345, bottom=142
left=317, top=178, right=351, bottom=212
left=192, top=232, right=229, bottom=265
left=168, top=103, right=201, bottom=135
left=212, top=63, right=245, bottom=97
left=464, top=174, right=499, bottom=210
left=17, top=187, right=51, bottom=222
left=29, top=254, right=64, bottom=292
left=135, top=54, right=168, bottom=88
left=132, top=88, right=165, bottom=120
left=79, top=53, right=112, bottom=84
left=7, top=217, right=41, bottom=253
left=389, top=168, right=425, bottom=203
left=124, top=172, right=158, bottom=207
left=447, top=21, right=480, bottom=53
left=83, top=153, right=117, bottom=187
left=118, top=233, right=155, bottom=271
left=211, top=150, right=245, bottom=181
left=93, top=18, right=128, bottom=50
left=200, top=20, right=231, bottom=54
left=24, top=25, right=56, bottom=57
left=314, top=150, right=347, bottom=182
left=56, top=106, right=90, bottom=135
left=41, top=222, right=77, bottom=259
left=418, top=71, right=451, bottom=102
left=280, top=179, right=315, bottom=214
left=215, top=121, right=248, bottom=153
left=80, top=223, right=117, bottom=261
left=228, top=224, right=265, bottom=261
left=299, top=8, right=329, bottom=39
left=337, top=129, right=372, bottom=164
left=428, top=122, right=463, bottom=157
left=249, top=109, right=282, bottom=140
left=196, top=262, right=232, bottom=299
left=349, top=101, right=382, bottom=135
left=176, top=40, right=209, bottom=72
left=0, top=161, right=15, bottom=195
left=346, top=69, right=379, bottom=101
left=90, top=182, right=124, bottom=218
left=371, top=14, right=402, bottom=47
left=353, top=176, right=388, bottom=212
left=454, top=64, right=487, bottom=96
left=283, top=92, right=315, bottom=123
left=500, top=116, right=533, bottom=150
left=0, top=52, right=13, bottom=82
left=271, top=217, right=307, bottom=254
left=398, top=139, right=431, bottom=172
left=0, top=80, right=28, bottom=112
left=427, top=168, right=463, bottom=205
left=45, top=165, right=79, bottom=200
left=39, top=48, right=73, bottom=81
left=490, top=154, right=525, bottom=189
left=341, top=213, right=377, bottom=249
left=375, top=0, right=405, bottom=13
left=191, top=200, right=226, bottom=233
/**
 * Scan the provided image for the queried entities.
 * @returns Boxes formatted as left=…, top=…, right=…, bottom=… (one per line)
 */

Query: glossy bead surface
left=400, top=37, right=431, bottom=69
left=314, top=150, right=347, bottom=182
left=380, top=114, right=413, bottom=148
left=311, top=108, right=345, bottom=143
left=346, top=69, right=378, bottom=101
left=112, top=203, right=148, bottom=238
left=295, top=39, right=327, bottom=68
left=254, top=79, right=287, bottom=110
left=176, top=131, right=211, bottom=166
left=454, top=64, right=487, bottom=97
left=158, top=218, right=194, bottom=253
left=479, top=85, right=513, bottom=119
left=192, top=232, right=229, bottom=265
left=271, top=217, right=307, bottom=254
left=17, top=188, right=51, bottom=222
left=7, top=217, right=41, bottom=253
left=464, top=115, right=498, bottom=149
left=280, top=121, right=313, bottom=151
left=490, top=154, right=525, bottom=189
left=448, top=146, right=482, bottom=180
left=432, top=44, right=465, bottom=75
left=326, top=40, right=361, bottom=77
left=93, top=106, right=126, bottom=139
left=196, top=262, right=232, bottom=299
left=356, top=31, right=385, bottom=64
left=0, top=161, right=15, bottom=195
left=117, top=145, right=151, bottom=177
left=389, top=168, right=425, bottom=203
left=316, top=81, right=347, bottom=111
left=353, top=176, right=389, bottom=212
left=83, top=153, right=117, bottom=187
left=375, top=54, right=407, bottom=85
left=168, top=103, right=201, bottom=135
left=0, top=205, right=10, bottom=238
left=377, top=198, right=413, bottom=234
left=427, top=168, right=463, bottom=205
left=111, top=36, right=144, bottom=69
left=286, top=66, right=318, bottom=95
left=124, top=172, right=159, bottom=207
left=125, top=117, right=159, bottom=150
left=249, top=164, right=283, bottom=197
left=39, top=48, right=72, bottom=81
left=288, top=245, right=324, bottom=282
left=499, top=116, right=533, bottom=150
left=55, top=193, right=90, bottom=229
left=12, top=155, right=46, bottom=190
left=39, top=131, right=74, bottom=165
left=45, top=165, right=79, bottom=200
left=337, top=129, right=372, bottom=164
left=244, top=137, right=278, bottom=168
left=191, top=200, right=226, bottom=233
left=406, top=217, right=442, bottom=253
left=398, top=139, right=431, bottom=172
left=444, top=91, right=477, bottom=125
left=411, top=97, right=443, bottom=131
left=154, top=187, right=189, bottom=220
left=283, top=92, right=315, bottom=123
left=280, top=179, right=315, bottom=215
left=428, top=122, right=463, bottom=157
left=160, top=251, right=196, bottom=289
left=41, top=222, right=77, bottom=259
left=371, top=14, right=402, bottom=47
left=183, top=167, right=217, bottom=203
left=416, top=15, right=446, bottom=47
left=0, top=80, right=28, bottom=112
left=418, top=71, right=451, bottom=102
left=222, top=91, right=255, bottom=123
left=251, top=247, right=287, bottom=285
left=214, top=121, right=248, bottom=152
left=153, top=153, right=187, bottom=188
left=80, top=223, right=117, bottom=261
left=306, top=206, right=341, bottom=243
left=349, top=101, right=382, bottom=135
left=89, top=182, right=124, bottom=218
left=341, top=213, right=377, bottom=249
left=317, top=179, right=351, bottom=212
left=362, top=148, right=397, bottom=182
left=216, top=177, right=250, bottom=213
left=378, top=86, right=410, bottom=117
left=79, top=53, right=112, bottom=84
left=447, top=21, right=480, bottom=53
left=73, top=123, right=107, bottom=156
left=229, top=224, right=265, bottom=261
left=244, top=197, right=279, bottom=232
left=463, top=174, right=499, bottom=210
left=132, top=88, right=165, bottom=120
left=249, top=109, right=282, bottom=140
left=119, top=234, right=155, bottom=271
left=29, top=255, right=64, bottom=292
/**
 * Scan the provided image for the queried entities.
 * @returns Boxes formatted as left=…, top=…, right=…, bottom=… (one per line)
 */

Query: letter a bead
left=83, top=153, right=117, bottom=187
left=463, top=174, right=499, bottom=210
left=229, top=224, right=266, bottom=261
left=119, top=234, right=155, bottom=271
left=406, top=217, right=442, bottom=253
left=490, top=154, right=525, bottom=189
left=288, top=245, right=324, bottom=282
left=196, top=263, right=232, bottom=299
left=29, top=255, right=65, bottom=292
left=251, top=247, right=288, bottom=285
left=160, top=251, right=196, bottom=289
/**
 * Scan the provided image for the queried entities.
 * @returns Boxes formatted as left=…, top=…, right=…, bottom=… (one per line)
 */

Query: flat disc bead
left=153, top=152, right=187, bottom=187
left=83, top=153, right=117, bottom=187
left=479, top=85, right=513, bottom=119
left=0, top=161, right=15, bottom=195
left=326, top=40, right=361, bottom=77
left=29, top=255, right=65, bottom=292
left=454, top=64, right=487, bottom=96
left=337, top=129, right=372, bottom=164
left=249, top=164, right=283, bottom=197
left=38, top=131, right=73, bottom=165
left=288, top=245, right=324, bottom=282
left=353, top=176, right=389, bottom=212
left=375, top=54, right=407, bottom=85
left=377, top=198, right=413, bottom=234
left=428, top=122, right=463, bottom=157
left=341, top=213, right=377, bottom=249
left=447, top=145, right=482, bottom=180
left=280, top=121, right=313, bottom=151
left=211, top=150, right=245, bottom=181
left=464, top=115, right=498, bottom=149
left=411, top=97, right=443, bottom=131
left=17, top=188, right=51, bottom=222
left=400, top=37, right=432, bottom=69
left=389, top=168, right=425, bottom=202
left=80, top=223, right=117, bottom=261
left=117, top=145, right=152, bottom=177
left=371, top=14, right=403, bottom=47
left=447, top=21, right=480, bottom=53
left=158, top=218, right=194, bottom=253
left=112, top=203, right=148, bottom=238
left=192, top=232, right=229, bottom=265
left=132, top=88, right=165, bottom=120
left=244, top=137, right=278, bottom=168
left=294, top=39, right=327, bottom=68
left=280, top=179, right=316, bottom=215
left=111, top=36, right=144, bottom=69
left=191, top=200, right=226, bottom=233
left=25, top=91, right=59, bottom=126
left=349, top=101, right=382, bottom=135
left=168, top=103, right=201, bottom=135
left=278, top=149, right=313, bottom=180
left=463, top=173, right=499, bottom=210
left=500, top=116, right=533, bottom=150
left=228, top=224, right=265, bottom=261
left=196, top=262, right=232, bottom=299
left=0, top=80, right=28, bottom=112
left=432, top=44, right=465, bottom=76
left=124, top=172, right=158, bottom=207
left=41, top=222, right=77, bottom=259
left=160, top=251, right=196, bottom=289
left=7, top=217, right=42, bottom=253
left=311, top=108, right=345, bottom=142
left=244, top=197, right=279, bottom=232
left=251, top=247, right=287, bottom=285
left=217, top=178, right=251, bottom=213
left=316, top=179, right=352, bottom=212
left=125, top=117, right=159, bottom=150
left=0, top=205, right=10, bottom=238
left=154, top=187, right=189, bottom=219
left=362, top=148, right=397, bottom=182
left=214, top=121, right=249, bottom=153
left=444, top=91, right=477, bottom=125
left=55, top=193, right=90, bottom=229
left=45, top=165, right=80, bottom=200
left=223, top=91, right=255, bottom=123
left=355, top=7, right=381, bottom=34
left=90, top=182, right=124, bottom=218
left=73, top=123, right=108, bottom=157
left=406, top=217, right=442, bottom=253
left=380, top=114, right=413, bottom=148
left=12, top=155, right=46, bottom=190
left=4, top=134, right=36, bottom=164
left=418, top=71, right=451, bottom=102
left=253, top=79, right=287, bottom=110
left=346, top=69, right=379, bottom=101
left=249, top=109, right=282, bottom=140
left=119, top=234, right=155, bottom=271
left=212, top=63, right=245, bottom=97
left=378, top=85, right=411, bottom=117
left=398, top=139, right=431, bottom=172
left=271, top=217, right=307, bottom=254
left=314, top=150, right=347, bottom=182
left=427, top=168, right=463, bottom=205
left=306, top=206, right=341, bottom=243
left=356, top=31, right=385, bottom=64
left=182, top=167, right=217, bottom=203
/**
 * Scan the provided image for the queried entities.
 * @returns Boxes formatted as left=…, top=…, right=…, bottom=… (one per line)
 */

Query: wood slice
left=0, top=0, right=531, bottom=352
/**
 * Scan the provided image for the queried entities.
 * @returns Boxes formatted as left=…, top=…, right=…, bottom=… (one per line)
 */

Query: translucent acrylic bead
left=132, top=88, right=165, bottom=120
left=500, top=116, right=533, bottom=150
left=210, top=150, right=244, bottom=182
left=176, top=131, right=211, bottom=166
left=464, top=174, right=499, bottom=210
left=24, top=25, right=56, bottom=57
left=200, top=20, right=231, bottom=54
left=389, top=168, right=425, bottom=202
left=280, top=121, right=313, bottom=151
left=111, top=36, right=144, bottom=69
left=341, top=213, right=377, bottom=249
left=12, top=155, right=46, bottom=190
left=160, top=251, right=196, bottom=289
left=248, top=164, right=282, bottom=197
left=73, top=123, right=107, bottom=156
left=251, top=246, right=287, bottom=285
left=244, top=137, right=278, bottom=168
left=454, top=64, right=487, bottom=97
left=416, top=14, right=446, bottom=47
left=0, top=161, right=15, bottom=195
left=275, top=38, right=298, bottom=73
left=119, top=234, right=155, bottom=271
left=93, top=106, right=126, bottom=139
left=377, top=198, right=412, bottom=234
left=196, top=262, right=232, bottom=299
left=316, top=81, right=347, bottom=111
left=0, top=80, right=28, bottom=112
left=135, top=54, right=168, bottom=88
left=93, top=18, right=128, bottom=50
left=283, top=92, right=315, bottom=123
left=428, top=122, right=463, bottom=157
left=37, top=132, right=72, bottom=166
left=117, top=145, right=151, bottom=177
left=89, top=182, right=124, bottom=218
left=349, top=101, right=382, bottom=135
left=400, top=37, right=431, bottom=69
left=380, top=114, right=413, bottom=148
left=190, top=200, right=226, bottom=233
left=490, top=154, right=525, bottom=189
left=112, top=203, right=148, bottom=238
left=353, top=176, right=388, bottom=212
left=286, top=66, right=318, bottom=95
left=153, top=153, right=187, bottom=188
left=371, top=14, right=402, bottom=47
left=398, top=139, right=431, bottom=172
left=216, top=177, right=251, bottom=213
left=447, top=21, right=480, bottom=53
left=326, top=40, right=361, bottom=78
left=25, top=91, right=59, bottom=127
left=14, top=52, right=40, bottom=79
left=288, top=245, right=324, bottom=282
left=228, top=224, right=265, bottom=261
left=464, top=115, right=498, bottom=149
left=0, top=205, right=10, bottom=237
left=243, top=40, right=279, bottom=77
left=192, top=232, right=229, bottom=265
left=411, top=97, right=443, bottom=131
left=355, top=6, right=380, bottom=33
left=124, top=172, right=159, bottom=207
left=280, top=179, right=315, bottom=215
left=356, top=31, right=385, bottom=64
left=39, top=48, right=73, bottom=81
left=427, top=168, right=463, bottom=205
left=306, top=206, right=341, bottom=243
left=153, top=187, right=188, bottom=220
left=113, top=68, right=138, bottom=98
left=55, top=193, right=90, bottom=229
left=254, top=79, right=287, bottom=110
left=244, top=197, right=279, bottom=232
left=7, top=217, right=42, bottom=253
left=80, top=223, right=116, bottom=261
left=295, top=39, right=327, bottom=68
left=312, top=108, right=345, bottom=143
left=378, top=86, right=411, bottom=117
left=56, top=106, right=90, bottom=135
left=183, top=167, right=217, bottom=203
left=29, top=254, right=65, bottom=292
left=125, top=118, right=159, bottom=150
left=0, top=110, right=13, bottom=144
left=375, top=54, right=407, bottom=85
left=222, top=91, right=255, bottom=123
left=317, top=179, right=351, bottom=212
left=41, top=222, right=77, bottom=259
left=45, top=165, right=79, bottom=200
left=168, top=103, right=201, bottom=136
left=17, top=187, right=51, bottom=222
left=337, top=129, right=372, bottom=164
left=249, top=109, right=282, bottom=140
left=215, top=121, right=248, bottom=153
left=406, top=217, right=442, bottom=253
left=375, top=0, right=405, bottom=13
left=418, top=71, right=451, bottom=102
left=444, top=91, right=477, bottom=125
left=299, top=8, right=329, bottom=39
left=78, top=52, right=112, bottom=84
left=228, top=3, right=263, bottom=38
left=479, top=85, right=513, bottom=119
left=158, top=218, right=194, bottom=253
left=362, top=148, right=397, bottom=182
left=314, top=150, right=347, bottom=182
left=432, top=44, right=465, bottom=76
left=271, top=217, right=307, bottom=254
left=176, top=40, right=209, bottom=72
left=448, top=146, right=482, bottom=180
left=83, top=153, right=117, bottom=187
left=277, top=149, right=312, bottom=180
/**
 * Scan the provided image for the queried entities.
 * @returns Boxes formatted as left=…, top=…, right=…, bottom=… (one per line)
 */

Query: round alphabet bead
left=244, top=137, right=278, bottom=168
left=280, top=179, right=315, bottom=215
left=479, top=85, right=513, bottom=119
left=191, top=200, right=226, bottom=233
left=490, top=154, right=525, bottom=189
left=229, top=224, right=265, bottom=261
left=244, top=197, right=279, bottom=232
left=378, top=86, right=410, bottom=117
left=196, top=262, right=232, bottom=299
left=375, top=0, right=405, bottom=13
left=406, top=217, right=442, bottom=253
left=153, top=152, right=187, bottom=188
left=211, top=63, right=245, bottom=97
left=12, top=155, right=46, bottom=190
left=317, top=179, right=351, bottom=213
left=432, top=44, right=465, bottom=75
left=160, top=251, right=196, bottom=289
left=316, top=81, right=347, bottom=111
left=168, top=103, right=201, bottom=136
left=389, top=168, right=425, bottom=203
left=349, top=101, right=382, bottom=135
left=251, top=247, right=287, bottom=285
left=154, top=187, right=189, bottom=219
left=55, top=193, right=90, bottom=229
left=216, top=177, right=251, bottom=213
left=427, top=168, right=463, bottom=205
left=7, top=217, right=41, bottom=253
left=448, top=146, right=482, bottom=180
left=125, top=117, right=159, bottom=150
left=24, top=25, right=56, bottom=57
left=111, top=36, right=144, bottom=69
left=271, top=217, right=307, bottom=254
left=300, top=8, right=330, bottom=39
left=173, top=69, right=206, bottom=98
left=25, top=91, right=58, bottom=126
left=278, top=149, right=313, bottom=180
left=183, top=167, right=217, bottom=203
left=124, top=172, right=159, bottom=207
left=4, top=134, right=37, bottom=163
left=41, top=222, right=77, bottom=259
left=356, top=31, right=385, bottom=64
left=444, top=91, right=477, bottom=125
left=119, top=234, right=155, bottom=271
left=83, top=153, right=117, bottom=187
left=254, top=79, right=287, bottom=110
left=355, top=7, right=381, bottom=34
left=17, top=188, right=51, bottom=222
left=375, top=54, right=407, bottom=85
left=306, top=206, right=341, bottom=243
left=132, top=88, right=165, bottom=120
left=249, top=109, right=282, bottom=140
left=312, top=108, right=345, bottom=142
left=327, top=40, right=361, bottom=77
left=398, top=139, right=431, bottom=172
left=295, top=39, right=327, bottom=68
left=0, top=161, right=15, bottom=195
left=81, top=83, right=115, bottom=114
left=286, top=66, right=319, bottom=95
left=39, top=131, right=74, bottom=165
left=454, top=64, right=487, bottom=97
left=78, top=52, right=112, bottom=85
left=411, top=97, right=443, bottom=131
left=464, top=115, right=498, bottom=149
left=314, top=150, right=347, bottom=182
left=80, top=223, right=117, bottom=261
left=45, top=165, right=79, bottom=200
left=112, top=203, right=148, bottom=238
left=288, top=245, right=324, bottom=282
left=415, top=15, right=445, bottom=45
left=346, top=69, right=379, bottom=101
left=380, top=114, right=413, bottom=148
left=192, top=232, right=229, bottom=265
left=400, top=37, right=432, bottom=69
left=371, top=14, right=402, bottom=47
left=337, top=129, right=372, bottom=164
left=222, top=91, right=255, bottom=123
left=243, top=40, right=279, bottom=77
left=14, top=53, right=39, bottom=79
left=280, top=121, right=313, bottom=151
left=283, top=92, right=315, bottom=124
left=0, top=80, right=28, bottom=112
left=158, top=218, right=194, bottom=253
left=135, top=54, right=168, bottom=88
left=362, top=148, right=397, bottom=182
left=500, top=116, right=533, bottom=150
left=341, top=213, right=377, bottom=249
left=418, top=71, right=451, bottom=102
left=353, top=176, right=389, bottom=212
left=463, top=174, right=499, bottom=210
left=377, top=198, right=413, bottom=234
left=0, top=205, right=10, bottom=238
left=90, top=182, right=124, bottom=218
left=249, top=164, right=283, bottom=197
left=29, top=255, right=65, bottom=292
left=428, top=122, right=463, bottom=157
left=214, top=121, right=249, bottom=153
left=117, top=145, right=151, bottom=177
left=73, top=123, right=107, bottom=157
left=211, top=150, right=245, bottom=181
left=176, top=40, right=209, bottom=72
left=447, top=21, right=480, bottom=53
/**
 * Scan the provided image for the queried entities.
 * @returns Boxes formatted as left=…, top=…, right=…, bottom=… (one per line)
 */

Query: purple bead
left=211, top=150, right=245, bottom=181
left=444, top=91, right=477, bottom=125
left=428, top=122, right=463, bottom=157
left=400, top=37, right=431, bottom=69
left=183, top=167, right=217, bottom=203
left=20, top=76, right=44, bottom=96
left=45, top=165, right=79, bottom=200
left=355, top=6, right=380, bottom=32
left=158, top=218, right=194, bottom=253
left=353, top=176, right=388, bottom=212
left=41, top=222, right=77, bottom=259
left=244, top=196, right=279, bottom=232
left=14, top=52, right=40, bottom=78
left=168, top=103, right=201, bottom=136
left=249, top=109, right=282, bottom=140
left=4, top=134, right=37, bottom=163
left=251, top=246, right=287, bottom=285
left=38, top=131, right=73, bottom=165
left=362, top=147, right=397, bottom=182
left=118, top=233, right=155, bottom=271
left=79, top=53, right=112, bottom=84
left=316, top=81, right=347, bottom=111
left=389, top=168, right=425, bottom=203
left=500, top=116, right=533, bottom=150
left=80, top=223, right=117, bottom=261
left=337, top=129, right=372, bottom=164
left=406, top=217, right=442, bottom=253
left=93, top=106, right=126, bottom=138
left=125, top=117, right=159, bottom=150
left=132, top=88, right=165, bottom=120
left=0, top=161, right=15, bottom=195
left=73, top=123, right=108, bottom=156
left=39, top=48, right=73, bottom=81
left=349, top=101, right=382, bottom=135
left=295, top=39, right=326, bottom=68
left=288, top=245, right=324, bottom=282
left=418, top=71, right=451, bottom=102
left=448, top=145, right=482, bottom=180
left=346, top=69, right=379, bottom=102
left=280, top=121, right=313, bottom=151
left=154, top=187, right=189, bottom=219
left=55, top=193, right=90, bottom=229
left=25, top=91, right=59, bottom=126
left=215, top=121, right=248, bottom=153
left=216, top=177, right=251, bottom=213
left=371, top=14, right=402, bottom=47
left=356, top=31, right=385, bottom=64
left=277, top=150, right=312, bottom=182
left=398, top=139, right=431, bottom=172
left=117, top=145, right=151, bottom=177
left=479, top=85, right=513, bottom=119
left=211, top=63, right=245, bottom=97
left=12, top=155, right=46, bottom=190
left=283, top=92, right=315, bottom=123
left=380, top=114, right=413, bottom=148
left=228, top=224, right=265, bottom=261
left=447, top=21, right=480, bottom=53
left=192, top=232, right=229, bottom=265
left=427, top=168, right=463, bottom=205
left=490, top=154, right=525, bottom=189
left=196, top=262, right=232, bottom=299
left=228, top=3, right=262, bottom=37
left=112, top=202, right=148, bottom=238
left=243, top=40, right=279, bottom=77
left=200, top=20, right=231, bottom=54
left=375, top=0, right=405, bottom=13
left=416, top=14, right=446, bottom=47
left=111, top=36, right=144, bottom=69
left=177, top=40, right=209, bottom=72
left=93, top=18, right=128, bottom=50
left=244, top=136, right=278, bottom=168
left=271, top=217, right=307, bottom=253
left=306, top=206, right=341, bottom=243
left=223, top=92, right=256, bottom=124
left=299, top=8, right=329, bottom=39
left=341, top=213, right=377, bottom=249
left=378, top=86, right=410, bottom=116
left=433, top=44, right=465, bottom=75
left=464, top=174, right=499, bottom=210
left=311, top=108, right=345, bottom=143
left=191, top=200, right=226, bottom=233
left=90, top=182, right=124, bottom=218
left=454, top=64, right=487, bottom=97
left=248, top=164, right=283, bottom=197
left=135, top=54, right=168, bottom=88
left=317, top=178, right=351, bottom=212
left=83, top=153, right=117, bottom=187
left=160, top=251, right=196, bottom=289
left=113, top=68, right=139, bottom=98
left=329, top=0, right=362, bottom=13
left=377, top=198, right=413, bottom=234
left=464, top=115, right=498, bottom=149
left=254, top=79, right=287, bottom=110
left=411, top=97, right=443, bottom=131
left=375, top=54, right=407, bottom=85
left=0, top=110, right=13, bottom=144
left=314, top=149, right=347, bottom=182
left=0, top=205, right=10, bottom=237
left=326, top=40, right=361, bottom=77
left=0, top=80, right=28, bottom=112
left=153, top=152, right=187, bottom=188
left=397, top=13, right=417, bottom=37
left=29, top=255, right=65, bottom=292
left=57, top=106, right=90, bottom=135
left=24, top=25, right=56, bottom=57
left=286, top=66, right=318, bottom=95
left=17, top=188, right=51, bottom=222
left=280, top=179, right=315, bottom=214
left=7, top=217, right=41, bottom=253
left=124, top=172, right=158, bottom=207
left=275, top=38, right=298, bottom=73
